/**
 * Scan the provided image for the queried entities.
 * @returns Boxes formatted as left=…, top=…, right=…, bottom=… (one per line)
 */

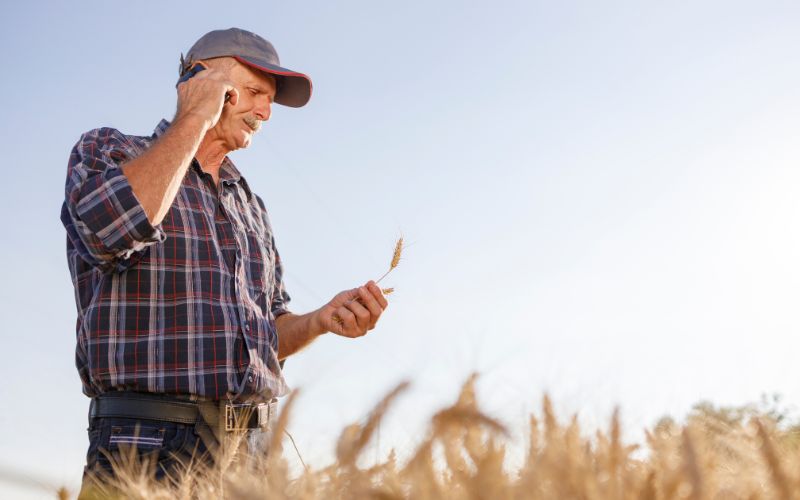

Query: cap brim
left=234, top=55, right=312, bottom=108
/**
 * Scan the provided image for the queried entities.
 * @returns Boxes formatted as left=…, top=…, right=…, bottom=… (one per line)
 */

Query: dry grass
left=56, top=376, right=800, bottom=499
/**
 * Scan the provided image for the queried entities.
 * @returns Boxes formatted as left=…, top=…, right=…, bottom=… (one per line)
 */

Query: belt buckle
left=258, top=401, right=274, bottom=427
left=224, top=400, right=277, bottom=431
left=224, top=403, right=253, bottom=432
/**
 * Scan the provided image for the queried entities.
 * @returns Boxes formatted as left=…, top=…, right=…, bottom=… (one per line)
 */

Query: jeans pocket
left=86, top=418, right=191, bottom=478
left=84, top=417, right=217, bottom=483
left=108, top=423, right=166, bottom=451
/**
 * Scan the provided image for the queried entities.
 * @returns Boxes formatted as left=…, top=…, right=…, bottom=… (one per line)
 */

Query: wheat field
left=33, top=375, right=791, bottom=499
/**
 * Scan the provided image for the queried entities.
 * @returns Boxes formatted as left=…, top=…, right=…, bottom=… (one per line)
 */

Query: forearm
left=275, top=310, right=328, bottom=360
left=121, top=115, right=209, bottom=226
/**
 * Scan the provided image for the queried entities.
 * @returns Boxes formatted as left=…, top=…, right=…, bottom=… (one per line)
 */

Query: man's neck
left=195, top=132, right=231, bottom=186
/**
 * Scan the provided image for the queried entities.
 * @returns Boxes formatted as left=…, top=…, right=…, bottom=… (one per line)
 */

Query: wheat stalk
left=332, top=238, right=403, bottom=329
left=35, top=373, right=800, bottom=500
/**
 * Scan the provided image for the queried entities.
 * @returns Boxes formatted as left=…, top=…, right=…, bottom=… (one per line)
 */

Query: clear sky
left=3, top=0, right=800, bottom=497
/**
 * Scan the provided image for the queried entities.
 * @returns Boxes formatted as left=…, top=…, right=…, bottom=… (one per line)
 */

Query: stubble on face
left=243, top=115, right=261, bottom=132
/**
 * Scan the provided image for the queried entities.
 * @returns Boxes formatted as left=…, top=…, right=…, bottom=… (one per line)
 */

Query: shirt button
left=244, top=324, right=251, bottom=332
left=248, top=375, right=254, bottom=383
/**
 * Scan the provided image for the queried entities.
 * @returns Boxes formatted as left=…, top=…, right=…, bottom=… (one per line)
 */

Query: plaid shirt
left=60, top=120, right=290, bottom=402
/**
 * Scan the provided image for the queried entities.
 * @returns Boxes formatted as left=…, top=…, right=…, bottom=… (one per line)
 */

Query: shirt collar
left=219, top=159, right=253, bottom=202
left=153, top=119, right=253, bottom=201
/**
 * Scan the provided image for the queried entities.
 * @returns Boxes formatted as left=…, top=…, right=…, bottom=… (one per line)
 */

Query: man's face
left=210, top=60, right=277, bottom=152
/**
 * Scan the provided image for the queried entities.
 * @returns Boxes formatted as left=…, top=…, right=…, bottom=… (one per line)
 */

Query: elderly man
left=61, top=28, right=388, bottom=483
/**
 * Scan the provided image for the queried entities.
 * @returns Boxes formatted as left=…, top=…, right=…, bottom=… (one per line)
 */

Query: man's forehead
left=235, top=62, right=277, bottom=92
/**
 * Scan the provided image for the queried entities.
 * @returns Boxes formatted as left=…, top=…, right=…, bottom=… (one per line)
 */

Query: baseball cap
left=182, top=27, right=312, bottom=108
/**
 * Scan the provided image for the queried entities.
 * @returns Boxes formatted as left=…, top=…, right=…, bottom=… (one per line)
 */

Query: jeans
left=82, top=416, right=212, bottom=482
left=80, top=411, right=273, bottom=495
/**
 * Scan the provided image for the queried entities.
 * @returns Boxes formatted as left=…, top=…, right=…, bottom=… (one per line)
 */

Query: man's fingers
left=357, top=286, right=383, bottom=329
left=330, top=283, right=388, bottom=337
left=366, top=281, right=389, bottom=309
left=345, top=297, right=371, bottom=331
left=357, top=286, right=381, bottom=312
left=334, top=307, right=360, bottom=337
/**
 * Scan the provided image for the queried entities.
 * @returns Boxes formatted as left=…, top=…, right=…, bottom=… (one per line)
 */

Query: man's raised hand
left=315, top=281, right=389, bottom=338
left=175, top=62, right=239, bottom=129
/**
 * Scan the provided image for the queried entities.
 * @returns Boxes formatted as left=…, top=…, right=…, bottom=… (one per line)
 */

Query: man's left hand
left=314, top=281, right=388, bottom=338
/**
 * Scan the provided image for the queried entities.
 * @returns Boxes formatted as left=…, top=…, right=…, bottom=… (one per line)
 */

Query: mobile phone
left=176, top=63, right=232, bottom=102
left=177, top=63, right=207, bottom=86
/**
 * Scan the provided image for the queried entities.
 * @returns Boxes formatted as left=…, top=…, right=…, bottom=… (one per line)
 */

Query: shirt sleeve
left=254, top=194, right=292, bottom=318
left=61, top=128, right=166, bottom=272
left=269, top=233, right=292, bottom=318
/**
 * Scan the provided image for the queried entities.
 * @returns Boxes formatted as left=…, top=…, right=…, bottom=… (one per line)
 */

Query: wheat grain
left=376, top=237, right=403, bottom=284
left=390, top=238, right=403, bottom=270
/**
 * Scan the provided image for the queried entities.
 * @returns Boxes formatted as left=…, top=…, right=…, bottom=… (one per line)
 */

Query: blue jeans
left=81, top=416, right=214, bottom=485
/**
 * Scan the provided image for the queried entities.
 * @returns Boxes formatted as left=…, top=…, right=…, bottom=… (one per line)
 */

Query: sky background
left=3, top=0, right=800, bottom=497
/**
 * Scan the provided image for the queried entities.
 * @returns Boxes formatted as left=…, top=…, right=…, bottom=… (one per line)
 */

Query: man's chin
left=230, top=132, right=253, bottom=151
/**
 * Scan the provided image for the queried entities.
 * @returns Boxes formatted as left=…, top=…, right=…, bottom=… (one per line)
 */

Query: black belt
left=90, top=392, right=275, bottom=431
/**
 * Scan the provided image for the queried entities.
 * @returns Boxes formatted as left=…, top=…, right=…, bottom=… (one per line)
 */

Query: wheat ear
left=332, top=238, right=402, bottom=328
left=376, top=238, right=403, bottom=284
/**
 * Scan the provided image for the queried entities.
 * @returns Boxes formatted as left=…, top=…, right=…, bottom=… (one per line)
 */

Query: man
left=60, top=27, right=388, bottom=483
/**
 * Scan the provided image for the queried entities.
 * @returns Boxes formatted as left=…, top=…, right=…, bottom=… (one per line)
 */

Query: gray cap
left=183, top=27, right=312, bottom=108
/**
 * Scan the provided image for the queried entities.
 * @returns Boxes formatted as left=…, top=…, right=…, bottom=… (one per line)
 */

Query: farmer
left=60, top=27, right=388, bottom=484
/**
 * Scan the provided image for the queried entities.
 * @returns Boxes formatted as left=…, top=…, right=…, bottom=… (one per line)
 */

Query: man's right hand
left=175, top=62, right=240, bottom=130
left=121, top=63, right=238, bottom=227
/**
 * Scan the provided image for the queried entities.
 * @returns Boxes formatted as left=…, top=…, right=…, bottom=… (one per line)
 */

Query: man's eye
left=249, top=89, right=258, bottom=95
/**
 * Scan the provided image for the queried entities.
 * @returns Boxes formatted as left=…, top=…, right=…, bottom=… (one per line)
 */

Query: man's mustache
left=243, top=116, right=262, bottom=132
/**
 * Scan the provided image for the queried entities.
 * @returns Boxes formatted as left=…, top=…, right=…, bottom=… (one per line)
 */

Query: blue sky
left=3, top=1, right=800, bottom=497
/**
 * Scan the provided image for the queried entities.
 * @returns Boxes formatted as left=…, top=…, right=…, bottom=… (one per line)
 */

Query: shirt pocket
left=244, top=229, right=275, bottom=308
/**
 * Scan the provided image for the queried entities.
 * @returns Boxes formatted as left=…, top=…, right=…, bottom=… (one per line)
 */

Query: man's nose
left=253, top=98, right=272, bottom=122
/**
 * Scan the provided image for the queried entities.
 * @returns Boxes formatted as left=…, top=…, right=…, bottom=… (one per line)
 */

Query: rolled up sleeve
left=270, top=237, right=292, bottom=318
left=61, top=129, right=166, bottom=271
